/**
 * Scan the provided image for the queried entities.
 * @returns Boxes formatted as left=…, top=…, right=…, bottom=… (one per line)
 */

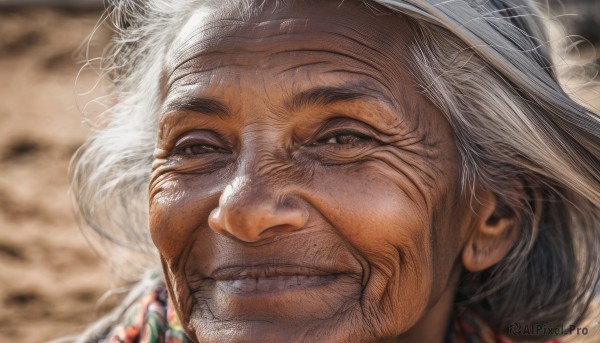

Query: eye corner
left=153, top=147, right=170, bottom=159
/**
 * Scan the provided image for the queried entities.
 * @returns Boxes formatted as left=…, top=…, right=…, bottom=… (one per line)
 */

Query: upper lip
left=211, top=263, right=342, bottom=281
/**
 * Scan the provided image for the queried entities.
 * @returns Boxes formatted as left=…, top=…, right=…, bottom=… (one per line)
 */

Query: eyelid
left=312, top=118, right=379, bottom=143
left=313, top=130, right=369, bottom=146
left=319, top=129, right=371, bottom=139
left=170, top=129, right=231, bottom=155
left=177, top=129, right=230, bottom=144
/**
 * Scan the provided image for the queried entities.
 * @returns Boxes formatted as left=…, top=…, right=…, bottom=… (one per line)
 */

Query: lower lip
left=217, top=274, right=336, bottom=295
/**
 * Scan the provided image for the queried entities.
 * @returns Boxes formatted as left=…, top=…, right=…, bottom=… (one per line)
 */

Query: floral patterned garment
left=107, top=284, right=561, bottom=343
left=108, top=285, right=191, bottom=343
left=445, top=308, right=561, bottom=343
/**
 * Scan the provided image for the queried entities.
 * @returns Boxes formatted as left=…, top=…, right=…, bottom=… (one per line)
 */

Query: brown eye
left=323, top=134, right=363, bottom=145
left=178, top=143, right=224, bottom=155
left=315, top=131, right=373, bottom=146
left=172, top=130, right=230, bottom=157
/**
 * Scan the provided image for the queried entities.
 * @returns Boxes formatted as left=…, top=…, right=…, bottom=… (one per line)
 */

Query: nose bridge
left=207, top=139, right=309, bottom=243
left=236, top=138, right=283, bottom=196
left=234, top=124, right=307, bottom=200
left=222, top=172, right=276, bottom=214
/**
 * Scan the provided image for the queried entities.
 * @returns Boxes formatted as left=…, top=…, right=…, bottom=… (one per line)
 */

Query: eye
left=176, top=143, right=226, bottom=155
left=313, top=131, right=374, bottom=147
left=171, top=131, right=230, bottom=157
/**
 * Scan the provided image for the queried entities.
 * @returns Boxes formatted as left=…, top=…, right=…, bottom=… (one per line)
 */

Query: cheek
left=149, top=173, right=221, bottom=259
left=149, top=172, right=223, bottom=328
left=308, top=165, right=436, bottom=329
left=149, top=171, right=224, bottom=316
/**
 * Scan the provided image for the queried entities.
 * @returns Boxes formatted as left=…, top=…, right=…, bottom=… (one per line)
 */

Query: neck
left=390, top=269, right=460, bottom=343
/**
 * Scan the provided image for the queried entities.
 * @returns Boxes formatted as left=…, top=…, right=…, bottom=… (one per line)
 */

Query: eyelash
left=172, top=141, right=228, bottom=156
left=312, top=130, right=375, bottom=148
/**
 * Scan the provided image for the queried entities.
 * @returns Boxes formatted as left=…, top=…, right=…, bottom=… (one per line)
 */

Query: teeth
left=257, top=277, right=281, bottom=292
left=287, top=275, right=300, bottom=288
left=220, top=275, right=334, bottom=294
left=297, top=275, right=308, bottom=285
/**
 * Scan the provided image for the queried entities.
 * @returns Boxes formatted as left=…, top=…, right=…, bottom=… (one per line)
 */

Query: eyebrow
left=163, top=84, right=395, bottom=118
left=287, top=85, right=390, bottom=111
left=164, top=97, right=229, bottom=117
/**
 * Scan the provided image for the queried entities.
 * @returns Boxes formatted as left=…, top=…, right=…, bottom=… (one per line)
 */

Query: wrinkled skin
left=149, top=1, right=484, bottom=342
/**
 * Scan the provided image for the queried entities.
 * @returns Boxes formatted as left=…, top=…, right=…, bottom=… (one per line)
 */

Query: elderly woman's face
left=150, top=1, right=476, bottom=342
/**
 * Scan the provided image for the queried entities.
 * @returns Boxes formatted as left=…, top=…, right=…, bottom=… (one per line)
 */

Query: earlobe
left=462, top=190, right=520, bottom=272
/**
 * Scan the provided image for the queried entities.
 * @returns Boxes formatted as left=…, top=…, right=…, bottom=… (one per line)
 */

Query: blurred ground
left=0, top=7, right=117, bottom=343
left=0, top=4, right=598, bottom=343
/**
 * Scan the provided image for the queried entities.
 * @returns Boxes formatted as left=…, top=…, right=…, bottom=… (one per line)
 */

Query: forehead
left=162, top=1, right=415, bottom=99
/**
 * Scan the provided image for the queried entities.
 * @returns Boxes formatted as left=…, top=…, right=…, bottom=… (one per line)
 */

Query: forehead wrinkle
left=168, top=17, right=312, bottom=69
left=165, top=10, right=410, bottom=85
left=172, top=25, right=397, bottom=66
left=279, top=61, right=332, bottom=74
left=165, top=18, right=259, bottom=89
left=165, top=43, right=398, bottom=108
left=163, top=4, right=415, bottom=101
left=162, top=2, right=419, bottom=128
left=166, top=68, right=219, bottom=97
left=193, top=15, right=395, bottom=49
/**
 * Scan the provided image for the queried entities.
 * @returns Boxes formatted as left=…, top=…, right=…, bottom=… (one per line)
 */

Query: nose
left=208, top=176, right=309, bottom=242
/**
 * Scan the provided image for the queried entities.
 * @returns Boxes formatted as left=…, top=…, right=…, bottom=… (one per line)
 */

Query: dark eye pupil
left=319, top=133, right=367, bottom=146
left=183, top=144, right=217, bottom=154
left=337, top=135, right=360, bottom=144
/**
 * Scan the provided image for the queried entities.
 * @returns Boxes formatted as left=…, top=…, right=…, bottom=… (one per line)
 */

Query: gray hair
left=71, top=0, right=600, bottom=338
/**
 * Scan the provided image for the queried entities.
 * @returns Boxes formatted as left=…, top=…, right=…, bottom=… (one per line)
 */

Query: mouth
left=211, top=264, right=341, bottom=295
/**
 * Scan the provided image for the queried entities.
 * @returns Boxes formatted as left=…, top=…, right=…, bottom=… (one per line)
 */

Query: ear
left=462, top=189, right=520, bottom=272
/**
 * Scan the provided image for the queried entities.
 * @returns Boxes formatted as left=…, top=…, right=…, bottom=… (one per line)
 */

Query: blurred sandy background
left=0, top=2, right=598, bottom=343
left=0, top=5, right=117, bottom=343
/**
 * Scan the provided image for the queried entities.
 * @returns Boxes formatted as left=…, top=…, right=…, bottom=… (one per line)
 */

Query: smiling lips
left=220, top=275, right=337, bottom=294
left=211, top=265, right=339, bottom=295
